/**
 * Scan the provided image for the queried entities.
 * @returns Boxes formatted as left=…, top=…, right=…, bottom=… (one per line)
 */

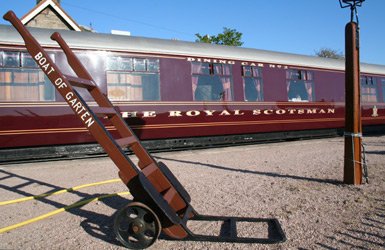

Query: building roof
left=21, top=0, right=81, bottom=31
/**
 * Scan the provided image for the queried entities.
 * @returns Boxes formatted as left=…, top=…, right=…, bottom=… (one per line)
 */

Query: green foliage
left=195, top=27, right=243, bottom=47
left=315, top=48, right=344, bottom=59
left=195, top=34, right=213, bottom=44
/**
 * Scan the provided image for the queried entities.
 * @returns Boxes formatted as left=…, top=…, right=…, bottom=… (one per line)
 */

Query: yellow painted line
left=0, top=178, right=121, bottom=206
left=0, top=191, right=130, bottom=234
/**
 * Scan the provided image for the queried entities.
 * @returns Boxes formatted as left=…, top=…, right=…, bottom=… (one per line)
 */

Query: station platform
left=1, top=136, right=384, bottom=249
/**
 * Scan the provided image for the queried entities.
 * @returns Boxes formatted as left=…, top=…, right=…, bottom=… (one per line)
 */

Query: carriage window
left=133, top=58, right=146, bottom=71
left=107, top=56, right=133, bottom=71
left=242, top=66, right=263, bottom=101
left=106, top=56, right=160, bottom=101
left=382, top=79, right=385, bottom=103
left=286, top=69, right=314, bottom=102
left=361, top=76, right=378, bottom=103
left=3, top=51, right=19, bottom=67
left=0, top=51, right=55, bottom=102
left=192, top=62, right=233, bottom=101
left=21, top=52, right=38, bottom=68
left=147, top=59, right=159, bottom=72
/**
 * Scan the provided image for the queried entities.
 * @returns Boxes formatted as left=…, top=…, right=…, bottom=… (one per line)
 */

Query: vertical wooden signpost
left=344, top=21, right=362, bottom=185
left=340, top=0, right=365, bottom=185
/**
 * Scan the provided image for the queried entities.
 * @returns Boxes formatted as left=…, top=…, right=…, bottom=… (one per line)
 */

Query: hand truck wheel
left=114, top=202, right=161, bottom=249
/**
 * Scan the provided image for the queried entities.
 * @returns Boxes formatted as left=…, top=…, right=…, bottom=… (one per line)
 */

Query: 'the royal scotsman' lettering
left=122, top=108, right=336, bottom=119
left=34, top=52, right=94, bottom=128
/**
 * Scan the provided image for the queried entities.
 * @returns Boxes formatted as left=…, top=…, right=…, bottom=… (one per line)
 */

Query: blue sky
left=1, top=0, right=384, bottom=65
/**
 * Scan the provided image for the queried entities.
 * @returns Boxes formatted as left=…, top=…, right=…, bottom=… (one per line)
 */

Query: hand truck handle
left=51, top=32, right=93, bottom=80
left=3, top=11, right=37, bottom=49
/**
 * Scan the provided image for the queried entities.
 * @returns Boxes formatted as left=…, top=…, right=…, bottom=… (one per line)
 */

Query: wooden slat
left=142, top=163, right=170, bottom=193
left=163, top=187, right=177, bottom=203
left=116, top=136, right=137, bottom=148
left=162, top=187, right=187, bottom=212
left=64, top=74, right=95, bottom=89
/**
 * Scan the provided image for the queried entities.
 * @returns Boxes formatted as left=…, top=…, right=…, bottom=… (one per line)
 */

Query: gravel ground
left=0, top=135, right=384, bottom=249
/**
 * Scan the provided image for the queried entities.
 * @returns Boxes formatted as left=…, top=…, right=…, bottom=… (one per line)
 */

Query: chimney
left=36, top=0, right=61, bottom=5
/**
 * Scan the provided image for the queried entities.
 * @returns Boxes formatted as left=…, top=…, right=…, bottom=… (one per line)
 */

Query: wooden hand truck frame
left=3, top=11, right=286, bottom=249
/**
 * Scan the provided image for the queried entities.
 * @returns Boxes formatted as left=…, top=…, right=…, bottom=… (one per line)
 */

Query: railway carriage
left=0, top=24, right=384, bottom=162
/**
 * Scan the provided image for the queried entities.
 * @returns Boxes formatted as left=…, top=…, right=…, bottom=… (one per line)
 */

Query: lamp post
left=339, top=0, right=366, bottom=185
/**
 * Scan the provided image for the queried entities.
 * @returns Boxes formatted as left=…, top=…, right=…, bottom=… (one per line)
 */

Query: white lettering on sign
left=34, top=52, right=55, bottom=75
left=122, top=108, right=336, bottom=119
left=187, top=57, right=235, bottom=65
left=186, top=110, right=200, bottom=116
left=54, top=77, right=67, bottom=89
left=241, top=62, right=264, bottom=67
left=121, top=111, right=138, bottom=118
left=203, top=110, right=216, bottom=116
left=65, top=91, right=94, bottom=127
left=187, top=57, right=289, bottom=69
left=169, top=111, right=183, bottom=117
left=143, top=111, right=157, bottom=118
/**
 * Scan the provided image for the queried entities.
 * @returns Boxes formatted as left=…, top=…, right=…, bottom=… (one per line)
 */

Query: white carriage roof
left=0, top=24, right=384, bottom=75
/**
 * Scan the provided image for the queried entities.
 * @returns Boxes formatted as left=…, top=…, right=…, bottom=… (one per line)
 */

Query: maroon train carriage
left=0, top=24, right=384, bottom=163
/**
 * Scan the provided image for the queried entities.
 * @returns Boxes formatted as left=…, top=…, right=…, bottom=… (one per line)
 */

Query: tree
left=315, top=48, right=344, bottom=59
left=195, top=27, right=243, bottom=47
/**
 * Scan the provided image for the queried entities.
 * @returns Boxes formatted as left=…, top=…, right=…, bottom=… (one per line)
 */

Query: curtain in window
left=286, top=70, right=295, bottom=79
left=254, top=79, right=262, bottom=101
left=12, top=71, right=39, bottom=100
left=305, top=71, right=313, bottom=81
left=192, top=75, right=198, bottom=98
left=192, top=62, right=208, bottom=74
left=361, top=86, right=377, bottom=102
left=107, top=72, right=125, bottom=100
left=304, top=81, right=313, bottom=101
left=286, top=80, right=291, bottom=93
left=213, top=64, right=222, bottom=75
left=126, top=74, right=143, bottom=100
left=220, top=76, right=232, bottom=101
left=252, top=68, right=261, bottom=78
left=107, top=72, right=143, bottom=101
left=107, top=71, right=160, bottom=101
left=223, top=65, right=232, bottom=75
left=0, top=69, right=49, bottom=101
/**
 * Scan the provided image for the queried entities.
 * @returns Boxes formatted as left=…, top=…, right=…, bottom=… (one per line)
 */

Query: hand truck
left=3, top=11, right=286, bottom=249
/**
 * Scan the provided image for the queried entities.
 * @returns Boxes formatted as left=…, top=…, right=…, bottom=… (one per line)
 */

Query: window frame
left=360, top=75, right=378, bottom=103
left=286, top=69, right=315, bottom=102
left=381, top=78, right=385, bottom=103
left=242, top=65, right=264, bottom=102
left=191, top=61, right=234, bottom=101
left=106, top=56, right=161, bottom=101
left=0, top=50, right=56, bottom=102
left=3, top=51, right=20, bottom=68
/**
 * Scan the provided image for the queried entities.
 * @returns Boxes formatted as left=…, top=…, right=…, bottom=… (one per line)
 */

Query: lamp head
left=339, top=0, right=365, bottom=9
